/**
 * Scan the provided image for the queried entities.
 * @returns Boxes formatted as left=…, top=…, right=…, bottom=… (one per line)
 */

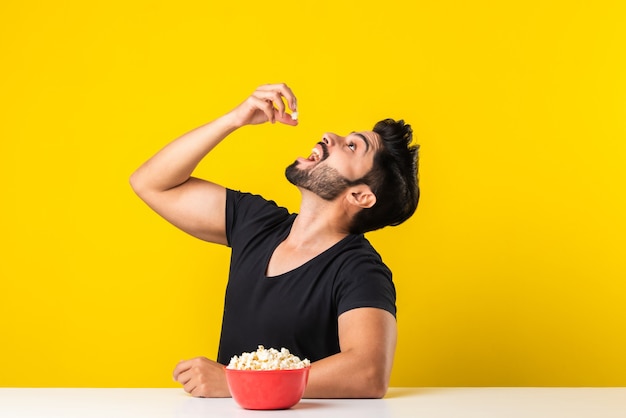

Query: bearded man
left=130, top=83, right=419, bottom=399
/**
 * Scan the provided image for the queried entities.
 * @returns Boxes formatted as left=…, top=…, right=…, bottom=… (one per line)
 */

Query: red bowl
left=224, top=366, right=310, bottom=410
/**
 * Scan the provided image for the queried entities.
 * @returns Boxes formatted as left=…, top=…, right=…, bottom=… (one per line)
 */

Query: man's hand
left=227, top=83, right=298, bottom=127
left=173, top=357, right=231, bottom=398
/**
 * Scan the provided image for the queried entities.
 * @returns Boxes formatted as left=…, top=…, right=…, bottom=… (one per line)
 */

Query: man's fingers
left=279, top=83, right=297, bottom=112
left=174, top=365, right=197, bottom=395
left=172, top=356, right=230, bottom=398
left=191, top=386, right=208, bottom=398
left=176, top=369, right=193, bottom=385
left=256, top=83, right=297, bottom=114
left=252, top=91, right=286, bottom=121
left=183, top=378, right=197, bottom=395
left=248, top=95, right=275, bottom=123
left=172, top=359, right=191, bottom=381
left=275, top=110, right=298, bottom=126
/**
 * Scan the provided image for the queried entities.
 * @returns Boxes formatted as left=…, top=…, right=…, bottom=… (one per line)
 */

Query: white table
left=1, top=388, right=624, bottom=417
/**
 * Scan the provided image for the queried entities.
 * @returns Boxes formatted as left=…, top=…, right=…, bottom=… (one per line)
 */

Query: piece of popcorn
left=290, top=111, right=298, bottom=121
left=227, top=345, right=310, bottom=370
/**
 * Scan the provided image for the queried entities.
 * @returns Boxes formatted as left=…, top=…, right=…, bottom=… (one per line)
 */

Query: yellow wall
left=1, top=0, right=625, bottom=387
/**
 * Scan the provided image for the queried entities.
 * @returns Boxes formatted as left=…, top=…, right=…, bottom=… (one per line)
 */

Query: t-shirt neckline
left=263, top=216, right=358, bottom=279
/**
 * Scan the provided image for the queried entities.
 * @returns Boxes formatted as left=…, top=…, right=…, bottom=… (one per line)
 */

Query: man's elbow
left=358, top=365, right=391, bottom=399
left=368, top=377, right=390, bottom=399
left=129, top=170, right=147, bottom=197
left=364, top=384, right=389, bottom=399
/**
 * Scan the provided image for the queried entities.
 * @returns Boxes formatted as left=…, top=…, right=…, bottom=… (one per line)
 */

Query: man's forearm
left=130, top=84, right=297, bottom=194
left=130, top=112, right=240, bottom=194
left=303, top=351, right=393, bottom=399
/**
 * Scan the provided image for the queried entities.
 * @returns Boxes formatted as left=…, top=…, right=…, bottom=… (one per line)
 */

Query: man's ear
left=347, top=184, right=377, bottom=209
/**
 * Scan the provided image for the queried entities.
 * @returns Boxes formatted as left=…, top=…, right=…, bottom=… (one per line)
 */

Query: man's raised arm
left=129, top=84, right=298, bottom=244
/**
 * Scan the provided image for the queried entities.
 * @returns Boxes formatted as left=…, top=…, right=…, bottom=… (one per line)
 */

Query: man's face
left=285, top=131, right=381, bottom=200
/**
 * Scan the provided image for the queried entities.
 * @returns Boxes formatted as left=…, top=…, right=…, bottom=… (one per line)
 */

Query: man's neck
left=265, top=191, right=356, bottom=277
left=285, top=192, right=352, bottom=251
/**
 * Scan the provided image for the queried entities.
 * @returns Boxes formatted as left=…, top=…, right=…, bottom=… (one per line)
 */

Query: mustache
left=317, top=142, right=329, bottom=160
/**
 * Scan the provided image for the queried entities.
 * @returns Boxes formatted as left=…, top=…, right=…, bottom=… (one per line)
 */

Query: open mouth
left=307, top=147, right=321, bottom=162
left=306, top=142, right=328, bottom=162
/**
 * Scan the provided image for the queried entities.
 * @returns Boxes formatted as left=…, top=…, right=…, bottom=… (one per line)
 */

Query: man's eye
left=348, top=143, right=356, bottom=151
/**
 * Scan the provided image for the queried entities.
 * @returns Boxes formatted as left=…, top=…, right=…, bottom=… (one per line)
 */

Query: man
left=130, top=83, right=419, bottom=399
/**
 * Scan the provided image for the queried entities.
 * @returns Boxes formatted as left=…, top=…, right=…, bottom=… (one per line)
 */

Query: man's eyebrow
left=350, top=132, right=371, bottom=153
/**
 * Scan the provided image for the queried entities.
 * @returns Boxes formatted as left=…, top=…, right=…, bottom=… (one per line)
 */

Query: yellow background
left=1, top=0, right=625, bottom=387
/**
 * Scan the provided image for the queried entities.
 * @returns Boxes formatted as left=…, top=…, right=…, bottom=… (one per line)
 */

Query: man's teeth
left=305, top=147, right=322, bottom=162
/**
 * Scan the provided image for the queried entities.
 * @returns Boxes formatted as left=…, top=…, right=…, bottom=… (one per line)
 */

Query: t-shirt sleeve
left=334, top=250, right=397, bottom=318
left=225, top=188, right=291, bottom=249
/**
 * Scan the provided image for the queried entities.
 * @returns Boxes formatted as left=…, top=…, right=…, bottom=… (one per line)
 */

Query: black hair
left=349, top=118, right=420, bottom=234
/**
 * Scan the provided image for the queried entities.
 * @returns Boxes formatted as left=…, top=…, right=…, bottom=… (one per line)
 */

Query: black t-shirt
left=216, top=189, right=396, bottom=364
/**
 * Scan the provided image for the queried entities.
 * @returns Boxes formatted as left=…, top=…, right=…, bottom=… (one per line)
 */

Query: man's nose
left=321, top=133, right=339, bottom=146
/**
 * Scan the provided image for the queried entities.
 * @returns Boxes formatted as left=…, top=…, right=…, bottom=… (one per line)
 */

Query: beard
left=285, top=161, right=353, bottom=201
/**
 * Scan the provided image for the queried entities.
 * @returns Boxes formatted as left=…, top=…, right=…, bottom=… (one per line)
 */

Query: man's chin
left=285, top=162, right=348, bottom=201
left=285, top=162, right=304, bottom=186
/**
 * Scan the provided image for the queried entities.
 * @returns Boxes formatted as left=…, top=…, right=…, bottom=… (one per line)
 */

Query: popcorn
left=227, top=345, right=310, bottom=370
left=290, top=111, right=298, bottom=121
